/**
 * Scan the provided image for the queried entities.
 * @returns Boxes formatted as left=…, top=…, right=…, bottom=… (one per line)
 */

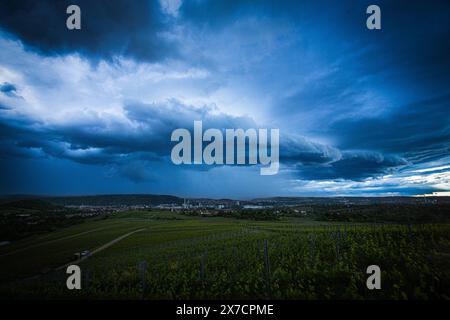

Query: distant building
left=183, top=198, right=191, bottom=209
left=243, top=205, right=264, bottom=209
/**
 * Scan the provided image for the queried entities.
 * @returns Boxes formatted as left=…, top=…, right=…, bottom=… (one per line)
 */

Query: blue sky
left=0, top=0, right=449, bottom=198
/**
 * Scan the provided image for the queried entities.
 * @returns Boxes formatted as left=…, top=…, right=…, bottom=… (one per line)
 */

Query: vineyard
left=1, top=212, right=449, bottom=300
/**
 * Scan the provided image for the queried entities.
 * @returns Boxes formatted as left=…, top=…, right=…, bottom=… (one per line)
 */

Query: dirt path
left=8, top=228, right=146, bottom=283
left=55, top=228, right=146, bottom=270
left=0, top=227, right=110, bottom=258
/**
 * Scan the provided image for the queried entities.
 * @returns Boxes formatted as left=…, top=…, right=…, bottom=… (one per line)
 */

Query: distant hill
left=1, top=194, right=449, bottom=207
left=44, top=194, right=184, bottom=206
left=0, top=199, right=61, bottom=211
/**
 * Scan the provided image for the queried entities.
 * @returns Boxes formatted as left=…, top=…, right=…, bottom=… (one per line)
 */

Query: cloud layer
left=0, top=0, right=449, bottom=197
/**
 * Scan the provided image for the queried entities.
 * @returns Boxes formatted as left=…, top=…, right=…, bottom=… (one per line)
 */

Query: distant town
left=1, top=194, right=449, bottom=244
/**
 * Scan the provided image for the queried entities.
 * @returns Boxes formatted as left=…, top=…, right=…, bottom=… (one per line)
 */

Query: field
left=0, top=210, right=449, bottom=299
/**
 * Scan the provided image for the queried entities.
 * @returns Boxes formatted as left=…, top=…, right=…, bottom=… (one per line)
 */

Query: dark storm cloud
left=56, top=99, right=257, bottom=159
left=124, top=101, right=353, bottom=172
left=179, top=0, right=348, bottom=27
left=328, top=94, right=450, bottom=164
left=295, top=151, right=408, bottom=181
left=0, top=100, right=256, bottom=166
left=280, top=135, right=341, bottom=165
left=0, top=82, right=18, bottom=97
left=0, top=97, right=386, bottom=180
left=0, top=0, right=176, bottom=62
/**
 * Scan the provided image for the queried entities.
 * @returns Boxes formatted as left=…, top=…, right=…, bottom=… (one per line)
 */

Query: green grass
left=0, top=210, right=449, bottom=299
